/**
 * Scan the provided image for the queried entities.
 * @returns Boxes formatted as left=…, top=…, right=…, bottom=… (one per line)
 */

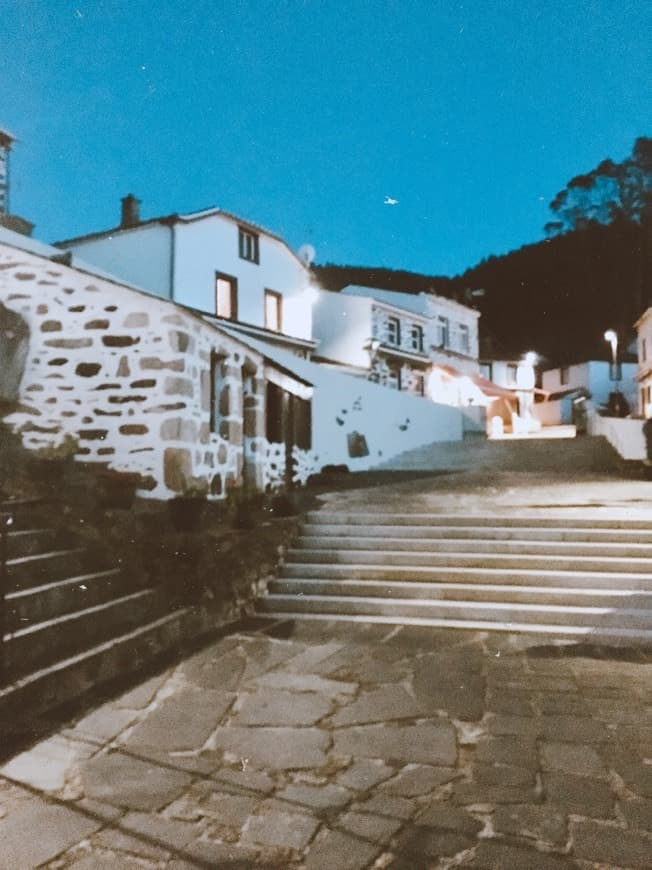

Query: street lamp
left=603, top=329, right=623, bottom=415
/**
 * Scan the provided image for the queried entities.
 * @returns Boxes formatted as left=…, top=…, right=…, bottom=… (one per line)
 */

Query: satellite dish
left=298, top=244, right=316, bottom=266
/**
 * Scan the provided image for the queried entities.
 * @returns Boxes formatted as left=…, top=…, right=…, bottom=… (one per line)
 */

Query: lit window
left=410, top=325, right=424, bottom=352
left=459, top=324, right=470, bottom=354
left=265, top=289, right=282, bottom=332
left=387, top=316, right=401, bottom=346
left=215, top=272, right=237, bottom=320
left=436, top=316, right=449, bottom=348
left=238, top=226, right=259, bottom=263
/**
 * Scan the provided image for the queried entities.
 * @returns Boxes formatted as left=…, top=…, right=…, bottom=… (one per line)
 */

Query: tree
left=545, top=137, right=652, bottom=235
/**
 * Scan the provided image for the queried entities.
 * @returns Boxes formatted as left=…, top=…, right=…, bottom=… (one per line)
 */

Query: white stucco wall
left=637, top=308, right=652, bottom=417
left=589, top=414, right=646, bottom=460
left=172, top=215, right=314, bottom=340
left=312, top=290, right=373, bottom=368
left=62, top=223, right=173, bottom=300
left=224, top=332, right=465, bottom=472
left=542, top=361, right=637, bottom=410
left=63, top=213, right=315, bottom=342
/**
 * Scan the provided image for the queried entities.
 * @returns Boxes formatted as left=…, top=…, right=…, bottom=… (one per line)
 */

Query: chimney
left=120, top=194, right=141, bottom=228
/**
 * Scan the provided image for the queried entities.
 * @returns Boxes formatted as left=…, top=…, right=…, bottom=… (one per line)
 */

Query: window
left=387, top=316, right=401, bottom=345
left=215, top=272, right=237, bottom=320
left=413, top=372, right=425, bottom=396
left=209, top=351, right=226, bottom=436
left=410, top=324, right=424, bottom=352
left=458, top=324, right=470, bottom=354
left=560, top=366, right=569, bottom=385
left=506, top=364, right=518, bottom=386
left=264, top=289, right=282, bottom=332
left=436, top=316, right=449, bottom=348
left=387, top=363, right=401, bottom=390
left=239, top=226, right=259, bottom=263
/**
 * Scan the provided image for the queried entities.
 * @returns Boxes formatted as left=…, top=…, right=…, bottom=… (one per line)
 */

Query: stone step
left=254, top=610, right=652, bottom=644
left=0, top=608, right=191, bottom=738
left=260, top=593, right=652, bottom=630
left=286, top=548, right=652, bottom=575
left=3, top=588, right=163, bottom=679
left=282, top=562, right=652, bottom=590
left=270, top=577, right=652, bottom=609
left=305, top=512, right=652, bottom=531
left=4, top=569, right=126, bottom=632
left=296, top=535, right=652, bottom=558
left=7, top=549, right=91, bottom=591
left=303, top=523, right=652, bottom=544
left=0, top=498, right=52, bottom=531
left=5, top=528, right=58, bottom=559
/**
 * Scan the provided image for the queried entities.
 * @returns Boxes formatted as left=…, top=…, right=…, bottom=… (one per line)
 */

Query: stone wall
left=0, top=242, right=269, bottom=498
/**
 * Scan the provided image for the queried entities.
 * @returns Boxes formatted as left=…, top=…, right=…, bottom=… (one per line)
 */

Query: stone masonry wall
left=0, top=243, right=267, bottom=499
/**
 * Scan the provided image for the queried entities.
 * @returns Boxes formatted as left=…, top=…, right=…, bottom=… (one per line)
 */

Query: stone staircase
left=0, top=498, right=190, bottom=738
left=260, top=511, right=652, bottom=642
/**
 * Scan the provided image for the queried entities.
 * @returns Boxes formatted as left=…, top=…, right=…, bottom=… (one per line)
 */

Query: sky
left=1, top=0, right=650, bottom=277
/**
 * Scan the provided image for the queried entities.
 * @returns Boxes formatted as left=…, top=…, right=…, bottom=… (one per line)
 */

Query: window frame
left=458, top=323, right=470, bottom=354
left=387, top=316, right=401, bottom=346
left=264, top=289, right=283, bottom=333
left=238, top=226, right=260, bottom=264
left=436, top=315, right=450, bottom=348
left=215, top=271, right=238, bottom=320
left=410, top=324, right=424, bottom=353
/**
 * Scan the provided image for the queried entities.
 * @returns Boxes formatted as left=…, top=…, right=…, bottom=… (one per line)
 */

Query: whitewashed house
left=636, top=308, right=652, bottom=418
left=541, top=360, right=638, bottom=421
left=312, top=285, right=482, bottom=403
left=56, top=196, right=318, bottom=357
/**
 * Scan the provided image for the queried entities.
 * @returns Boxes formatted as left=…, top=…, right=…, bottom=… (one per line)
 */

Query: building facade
left=636, top=308, right=652, bottom=418
left=56, top=197, right=317, bottom=356
left=312, top=285, right=480, bottom=403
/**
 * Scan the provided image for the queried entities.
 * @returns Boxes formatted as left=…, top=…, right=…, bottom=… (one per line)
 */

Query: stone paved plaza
left=2, top=466, right=652, bottom=868
left=1, top=617, right=651, bottom=869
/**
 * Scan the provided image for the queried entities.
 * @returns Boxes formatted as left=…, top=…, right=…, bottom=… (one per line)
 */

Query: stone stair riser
left=5, top=569, right=126, bottom=632
left=3, top=589, right=163, bottom=679
left=269, top=577, right=652, bottom=609
left=261, top=594, right=652, bottom=630
left=0, top=609, right=190, bottom=735
left=302, top=524, right=652, bottom=544
left=287, top=549, right=652, bottom=574
left=296, top=536, right=652, bottom=558
left=305, top=513, right=652, bottom=530
left=282, top=562, right=652, bottom=589
left=6, top=529, right=58, bottom=559
left=7, top=550, right=92, bottom=591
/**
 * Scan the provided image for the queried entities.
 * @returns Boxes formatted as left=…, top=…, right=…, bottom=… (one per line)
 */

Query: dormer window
left=387, top=316, right=401, bottom=346
left=239, top=226, right=259, bottom=263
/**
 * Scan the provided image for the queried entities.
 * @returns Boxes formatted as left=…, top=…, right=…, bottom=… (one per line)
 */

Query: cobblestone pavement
left=1, top=617, right=651, bottom=869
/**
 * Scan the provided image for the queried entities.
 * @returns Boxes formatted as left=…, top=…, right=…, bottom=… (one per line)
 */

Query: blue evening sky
left=1, top=1, right=650, bottom=276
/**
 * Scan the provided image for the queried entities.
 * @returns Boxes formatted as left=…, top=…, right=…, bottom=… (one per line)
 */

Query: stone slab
left=332, top=686, right=425, bottom=726
left=233, top=689, right=331, bottom=726
left=333, top=721, right=457, bottom=766
left=571, top=819, right=652, bottom=869
left=303, top=827, right=381, bottom=870
left=381, top=764, right=460, bottom=796
left=337, top=758, right=394, bottom=791
left=241, top=809, right=319, bottom=849
left=80, top=752, right=193, bottom=811
left=276, top=783, right=352, bottom=813
left=123, top=688, right=234, bottom=751
left=338, top=810, right=402, bottom=844
left=493, top=804, right=568, bottom=845
left=253, top=671, right=358, bottom=695
left=210, top=726, right=329, bottom=770
left=0, top=797, right=102, bottom=868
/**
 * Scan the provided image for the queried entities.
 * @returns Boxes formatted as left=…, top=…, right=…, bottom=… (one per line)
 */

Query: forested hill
left=314, top=219, right=649, bottom=366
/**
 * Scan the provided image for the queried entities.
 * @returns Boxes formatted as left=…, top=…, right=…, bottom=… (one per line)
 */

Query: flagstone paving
left=1, top=618, right=651, bottom=869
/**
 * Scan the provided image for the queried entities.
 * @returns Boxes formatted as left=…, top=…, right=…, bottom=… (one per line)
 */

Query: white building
left=542, top=360, right=638, bottom=420
left=312, top=285, right=481, bottom=402
left=56, top=196, right=317, bottom=356
left=635, top=309, right=652, bottom=418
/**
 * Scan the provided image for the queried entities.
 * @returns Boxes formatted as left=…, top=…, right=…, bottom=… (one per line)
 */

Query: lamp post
left=603, top=329, right=623, bottom=416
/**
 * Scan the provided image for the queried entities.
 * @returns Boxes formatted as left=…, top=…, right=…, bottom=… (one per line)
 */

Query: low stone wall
left=0, top=242, right=270, bottom=498
left=588, top=412, right=646, bottom=460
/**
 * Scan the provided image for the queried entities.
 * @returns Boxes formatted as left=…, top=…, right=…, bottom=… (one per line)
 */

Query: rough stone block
left=571, top=819, right=652, bottom=868
left=164, top=447, right=192, bottom=492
